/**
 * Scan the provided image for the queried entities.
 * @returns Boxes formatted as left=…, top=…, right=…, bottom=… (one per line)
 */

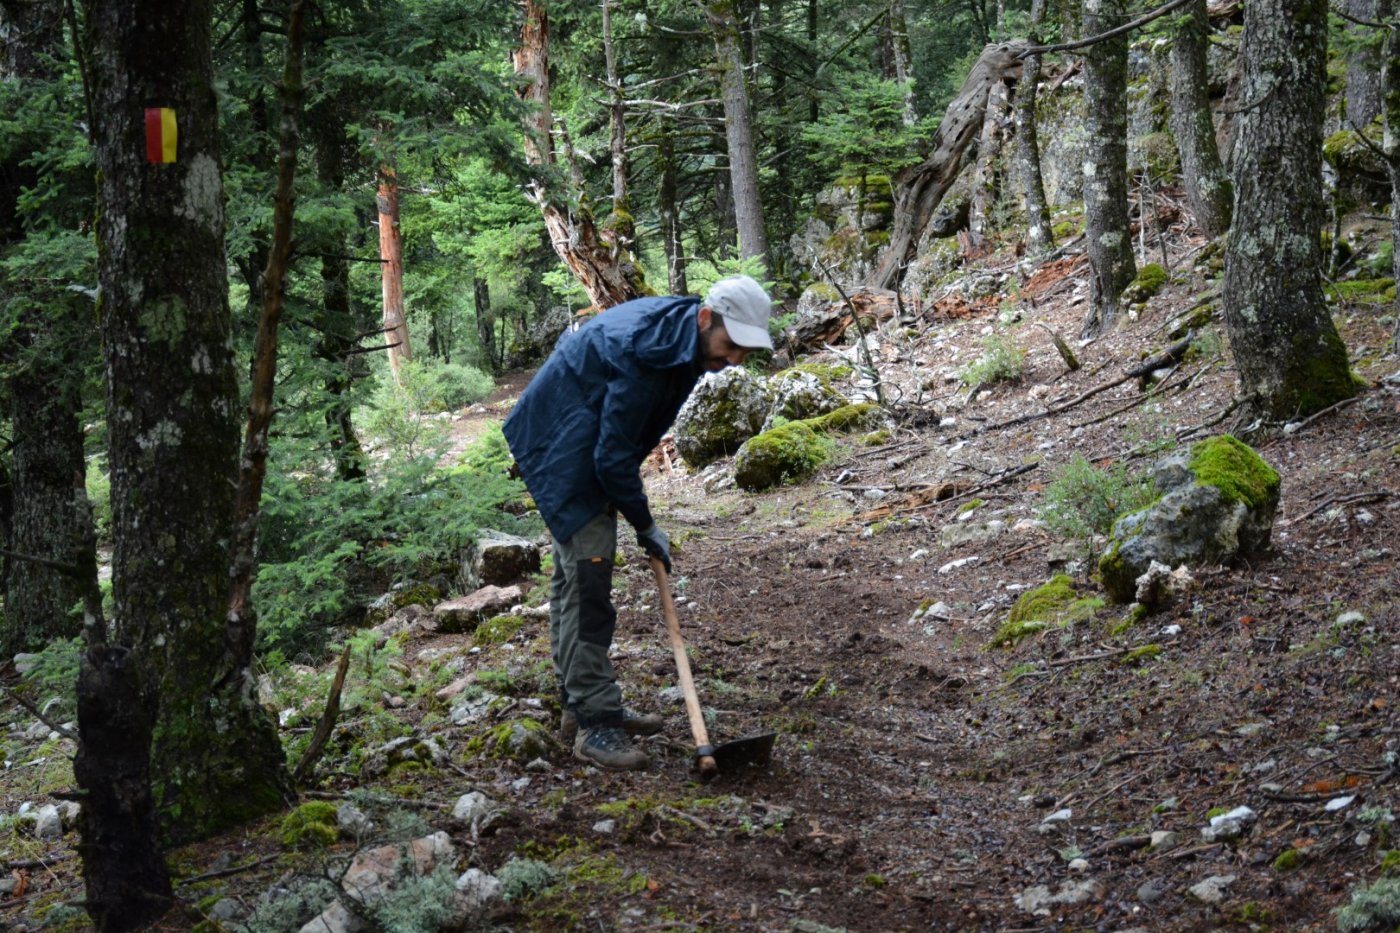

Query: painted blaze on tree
left=83, top=0, right=290, bottom=853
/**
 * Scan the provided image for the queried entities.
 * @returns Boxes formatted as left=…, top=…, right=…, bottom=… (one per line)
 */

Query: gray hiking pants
left=550, top=511, right=623, bottom=728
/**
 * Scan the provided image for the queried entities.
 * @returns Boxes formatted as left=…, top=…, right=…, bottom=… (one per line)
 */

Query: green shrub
left=1040, top=454, right=1158, bottom=542
left=18, top=636, right=81, bottom=720
left=253, top=422, right=535, bottom=657
left=960, top=335, right=1026, bottom=388
left=399, top=358, right=495, bottom=413
left=85, top=457, right=112, bottom=546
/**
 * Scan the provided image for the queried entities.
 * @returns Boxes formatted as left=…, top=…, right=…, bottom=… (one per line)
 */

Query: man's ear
left=696, top=305, right=712, bottom=331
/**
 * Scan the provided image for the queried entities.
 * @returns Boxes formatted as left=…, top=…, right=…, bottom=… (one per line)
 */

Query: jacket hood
left=632, top=297, right=700, bottom=369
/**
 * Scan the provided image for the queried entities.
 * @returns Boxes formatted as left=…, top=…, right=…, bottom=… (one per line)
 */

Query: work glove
left=636, top=523, right=672, bottom=573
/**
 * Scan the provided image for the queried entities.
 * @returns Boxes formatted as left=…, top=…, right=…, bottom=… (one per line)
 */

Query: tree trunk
left=74, top=645, right=171, bottom=931
left=969, top=77, right=1012, bottom=248
left=514, top=0, right=647, bottom=308
left=1385, top=8, right=1400, bottom=351
left=1346, top=0, right=1388, bottom=129
left=1014, top=0, right=1055, bottom=255
left=657, top=127, right=688, bottom=294
left=84, top=0, right=292, bottom=849
left=1080, top=0, right=1136, bottom=338
left=703, top=0, right=771, bottom=274
left=377, top=165, right=411, bottom=382
left=601, top=0, right=635, bottom=251
left=474, top=277, right=498, bottom=372
left=1169, top=0, right=1232, bottom=238
left=868, top=41, right=1025, bottom=290
left=888, top=0, right=918, bottom=126
left=0, top=0, right=91, bottom=659
left=1223, top=0, right=1355, bottom=420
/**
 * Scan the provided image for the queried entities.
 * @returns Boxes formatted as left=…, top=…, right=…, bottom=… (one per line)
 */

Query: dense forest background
left=2, top=0, right=1399, bottom=928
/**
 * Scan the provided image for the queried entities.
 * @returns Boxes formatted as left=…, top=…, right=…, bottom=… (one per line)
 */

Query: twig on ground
left=2, top=686, right=78, bottom=744
left=176, top=854, right=282, bottom=886
left=1285, top=490, right=1394, bottom=526
left=291, top=643, right=353, bottom=786
left=1275, top=395, right=1361, bottom=438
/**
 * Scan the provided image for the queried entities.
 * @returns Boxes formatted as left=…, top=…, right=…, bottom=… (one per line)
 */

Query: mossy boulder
left=459, top=529, right=542, bottom=592
left=280, top=801, right=340, bottom=849
left=1122, top=263, right=1168, bottom=304
left=464, top=718, right=553, bottom=764
left=1099, top=435, right=1280, bottom=602
left=474, top=614, right=527, bottom=646
left=733, top=403, right=883, bottom=491
left=990, top=575, right=1103, bottom=648
left=762, top=367, right=845, bottom=431
left=673, top=367, right=771, bottom=468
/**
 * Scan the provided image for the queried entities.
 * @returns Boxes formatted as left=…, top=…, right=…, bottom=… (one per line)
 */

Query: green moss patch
left=464, top=718, right=552, bottom=763
left=1188, top=435, right=1280, bottom=510
left=1120, top=644, right=1162, bottom=666
left=475, top=614, right=526, bottom=646
left=1122, top=263, right=1168, bottom=303
left=279, top=801, right=339, bottom=849
left=990, top=575, right=1103, bottom=648
left=733, top=404, right=880, bottom=492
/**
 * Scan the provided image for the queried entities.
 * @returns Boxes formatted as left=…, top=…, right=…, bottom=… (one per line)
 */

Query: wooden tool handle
left=650, top=557, right=718, bottom=776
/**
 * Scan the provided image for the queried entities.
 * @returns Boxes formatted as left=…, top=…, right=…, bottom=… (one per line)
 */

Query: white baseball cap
left=704, top=275, right=773, bottom=350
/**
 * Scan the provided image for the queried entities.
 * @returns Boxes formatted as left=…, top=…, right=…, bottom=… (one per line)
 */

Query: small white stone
left=593, top=819, right=617, bottom=834
left=1324, top=795, right=1355, bottom=812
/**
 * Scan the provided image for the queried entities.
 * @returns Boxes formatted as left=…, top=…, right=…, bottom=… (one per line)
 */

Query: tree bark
left=601, top=0, right=635, bottom=251
left=1385, top=8, right=1400, bottom=351
left=702, top=0, right=771, bottom=274
left=474, top=277, right=498, bottom=372
left=1080, top=0, right=1136, bottom=338
left=0, top=0, right=90, bottom=659
left=377, top=164, right=411, bottom=382
left=83, top=0, right=292, bottom=848
left=868, top=41, right=1025, bottom=290
left=969, top=77, right=1012, bottom=248
left=1223, top=0, right=1356, bottom=420
left=1169, top=0, right=1232, bottom=238
left=1346, top=0, right=1388, bottom=129
left=658, top=125, right=688, bottom=294
left=1014, top=0, right=1055, bottom=255
left=514, top=0, right=647, bottom=308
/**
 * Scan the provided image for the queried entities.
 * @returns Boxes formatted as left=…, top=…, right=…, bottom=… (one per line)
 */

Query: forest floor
left=3, top=229, right=1399, bottom=932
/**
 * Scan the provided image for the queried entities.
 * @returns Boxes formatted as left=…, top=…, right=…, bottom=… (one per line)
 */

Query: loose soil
left=3, top=235, right=1398, bottom=931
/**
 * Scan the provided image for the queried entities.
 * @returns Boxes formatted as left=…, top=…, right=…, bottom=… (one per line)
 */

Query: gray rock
left=593, top=819, right=617, bottom=834
left=761, top=368, right=844, bottom=432
left=1016, top=879, right=1106, bottom=915
left=449, top=690, right=501, bottom=726
left=1038, top=808, right=1073, bottom=835
left=1137, top=879, right=1168, bottom=903
left=453, top=791, right=503, bottom=830
left=342, top=832, right=456, bottom=906
left=673, top=368, right=771, bottom=468
left=1100, top=437, right=1279, bottom=603
left=455, top=868, right=502, bottom=910
left=433, top=585, right=522, bottom=633
left=459, top=530, right=541, bottom=593
left=362, top=736, right=445, bottom=777
left=300, top=899, right=368, bottom=933
left=1334, top=610, right=1366, bottom=628
left=34, top=804, right=62, bottom=841
left=939, top=520, right=1006, bottom=550
left=1188, top=874, right=1236, bottom=905
left=13, top=653, right=40, bottom=675
left=1150, top=830, right=1181, bottom=851
left=525, top=757, right=552, bottom=773
left=337, top=802, right=373, bottom=839
left=209, top=898, right=243, bottom=921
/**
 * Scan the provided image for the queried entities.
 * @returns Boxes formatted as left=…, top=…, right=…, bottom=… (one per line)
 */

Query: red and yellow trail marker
left=144, top=107, right=177, bottom=163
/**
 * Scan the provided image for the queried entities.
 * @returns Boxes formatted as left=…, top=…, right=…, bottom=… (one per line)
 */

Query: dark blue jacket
left=503, top=295, right=704, bottom=544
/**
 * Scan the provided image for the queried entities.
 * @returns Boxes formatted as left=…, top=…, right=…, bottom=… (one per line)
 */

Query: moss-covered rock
left=474, top=614, right=527, bottom=646
left=673, top=367, right=771, bottom=468
left=733, top=403, right=883, bottom=491
left=280, top=801, right=339, bottom=849
left=1099, top=436, right=1281, bottom=602
left=989, top=575, right=1103, bottom=648
left=1122, top=263, right=1169, bottom=304
left=464, top=718, right=553, bottom=764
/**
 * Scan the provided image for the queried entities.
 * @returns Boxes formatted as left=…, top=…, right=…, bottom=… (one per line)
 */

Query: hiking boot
left=573, top=726, right=649, bottom=771
left=561, top=708, right=664, bottom=745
